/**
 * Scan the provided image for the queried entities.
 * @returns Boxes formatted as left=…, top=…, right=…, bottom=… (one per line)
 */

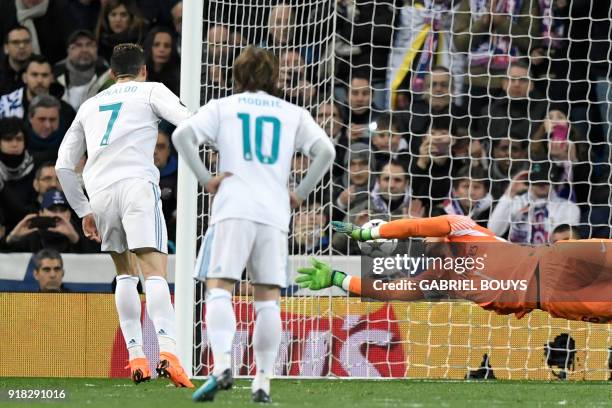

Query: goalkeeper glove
left=296, top=258, right=346, bottom=291
left=331, top=221, right=373, bottom=241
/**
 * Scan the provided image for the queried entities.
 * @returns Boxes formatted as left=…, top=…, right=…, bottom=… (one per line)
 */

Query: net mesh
left=192, top=0, right=612, bottom=379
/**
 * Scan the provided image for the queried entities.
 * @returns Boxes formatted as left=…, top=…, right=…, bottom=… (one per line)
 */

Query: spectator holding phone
left=410, top=117, right=459, bottom=209
left=2, top=189, right=97, bottom=253
left=487, top=162, right=580, bottom=244
left=489, top=137, right=528, bottom=200
left=530, top=105, right=589, bottom=203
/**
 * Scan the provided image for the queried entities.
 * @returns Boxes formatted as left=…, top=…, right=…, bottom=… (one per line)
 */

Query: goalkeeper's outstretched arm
left=332, top=215, right=456, bottom=241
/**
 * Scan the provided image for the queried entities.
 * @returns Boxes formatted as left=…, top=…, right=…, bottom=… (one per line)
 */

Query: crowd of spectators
left=0, top=0, right=610, bottom=264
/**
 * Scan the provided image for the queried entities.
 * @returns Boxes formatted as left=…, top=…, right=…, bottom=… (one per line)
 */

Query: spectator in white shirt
left=488, top=161, right=580, bottom=244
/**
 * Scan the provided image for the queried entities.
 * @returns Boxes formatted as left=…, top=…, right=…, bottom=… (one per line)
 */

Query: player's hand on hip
left=82, top=214, right=101, bottom=243
left=331, top=221, right=372, bottom=241
left=206, top=172, right=233, bottom=194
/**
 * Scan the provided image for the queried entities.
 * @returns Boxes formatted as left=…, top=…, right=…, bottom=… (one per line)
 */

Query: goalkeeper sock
left=252, top=300, right=281, bottom=394
left=145, top=276, right=177, bottom=355
left=205, top=288, right=236, bottom=376
left=115, top=275, right=145, bottom=360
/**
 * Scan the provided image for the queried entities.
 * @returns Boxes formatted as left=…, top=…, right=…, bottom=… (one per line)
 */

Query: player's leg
left=121, top=179, right=192, bottom=387
left=205, top=278, right=236, bottom=377
left=248, top=223, right=287, bottom=403
left=131, top=249, right=193, bottom=387
left=192, top=220, right=253, bottom=402
left=90, top=186, right=150, bottom=383
left=133, top=250, right=174, bottom=354
left=111, top=251, right=150, bottom=383
left=251, top=284, right=281, bottom=403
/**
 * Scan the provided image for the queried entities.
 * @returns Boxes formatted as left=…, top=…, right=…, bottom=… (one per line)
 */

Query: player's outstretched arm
left=296, top=258, right=361, bottom=295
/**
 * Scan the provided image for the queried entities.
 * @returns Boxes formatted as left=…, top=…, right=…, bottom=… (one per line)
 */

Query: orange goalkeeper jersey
left=356, top=215, right=541, bottom=318
left=353, top=216, right=612, bottom=322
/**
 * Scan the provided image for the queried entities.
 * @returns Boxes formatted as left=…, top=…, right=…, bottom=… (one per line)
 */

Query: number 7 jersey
left=56, top=81, right=191, bottom=197
left=184, top=91, right=329, bottom=232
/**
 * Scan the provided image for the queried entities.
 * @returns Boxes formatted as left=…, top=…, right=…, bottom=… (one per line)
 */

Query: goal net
left=185, top=0, right=612, bottom=380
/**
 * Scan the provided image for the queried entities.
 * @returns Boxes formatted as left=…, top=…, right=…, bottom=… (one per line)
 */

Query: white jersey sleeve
left=295, top=108, right=328, bottom=157
left=149, top=83, right=191, bottom=125
left=56, top=115, right=86, bottom=171
left=56, top=114, right=92, bottom=217
left=185, top=99, right=219, bottom=147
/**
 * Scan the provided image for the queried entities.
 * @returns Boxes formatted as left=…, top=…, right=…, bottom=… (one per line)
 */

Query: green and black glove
left=296, top=258, right=346, bottom=291
left=331, top=221, right=373, bottom=241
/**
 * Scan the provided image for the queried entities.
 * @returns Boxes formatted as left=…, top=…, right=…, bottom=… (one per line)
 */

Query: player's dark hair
left=233, top=46, right=279, bottom=95
left=33, top=248, right=64, bottom=270
left=110, top=43, right=145, bottom=78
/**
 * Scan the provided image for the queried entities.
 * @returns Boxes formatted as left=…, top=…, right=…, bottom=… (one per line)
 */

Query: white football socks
left=252, top=300, right=281, bottom=394
left=115, top=275, right=145, bottom=360
left=145, top=276, right=177, bottom=355
left=205, top=288, right=236, bottom=376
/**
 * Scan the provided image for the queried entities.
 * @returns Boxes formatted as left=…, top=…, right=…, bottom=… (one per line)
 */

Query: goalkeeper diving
left=297, top=215, right=612, bottom=323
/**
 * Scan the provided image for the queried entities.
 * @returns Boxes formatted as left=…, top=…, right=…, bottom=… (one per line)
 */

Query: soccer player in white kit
left=55, top=44, right=194, bottom=388
left=172, top=46, right=335, bottom=403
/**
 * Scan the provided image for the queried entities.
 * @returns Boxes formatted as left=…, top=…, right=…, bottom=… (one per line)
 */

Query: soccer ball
left=357, top=219, right=398, bottom=257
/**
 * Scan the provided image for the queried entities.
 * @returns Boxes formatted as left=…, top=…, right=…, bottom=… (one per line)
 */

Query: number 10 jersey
left=183, top=91, right=330, bottom=232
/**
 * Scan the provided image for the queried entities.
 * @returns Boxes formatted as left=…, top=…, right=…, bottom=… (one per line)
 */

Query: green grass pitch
left=1, top=377, right=611, bottom=408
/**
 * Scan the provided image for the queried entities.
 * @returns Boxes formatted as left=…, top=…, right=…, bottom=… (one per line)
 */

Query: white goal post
left=175, top=0, right=203, bottom=378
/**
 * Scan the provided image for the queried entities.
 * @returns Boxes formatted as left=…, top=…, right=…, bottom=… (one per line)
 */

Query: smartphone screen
left=28, top=216, right=58, bottom=229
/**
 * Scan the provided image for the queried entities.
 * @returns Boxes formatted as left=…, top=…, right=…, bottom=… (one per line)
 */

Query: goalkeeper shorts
left=194, top=218, right=289, bottom=287
left=89, top=178, right=167, bottom=254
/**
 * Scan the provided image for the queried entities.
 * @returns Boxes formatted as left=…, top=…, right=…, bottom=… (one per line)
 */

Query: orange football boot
left=156, top=352, right=195, bottom=388
left=125, top=357, right=151, bottom=384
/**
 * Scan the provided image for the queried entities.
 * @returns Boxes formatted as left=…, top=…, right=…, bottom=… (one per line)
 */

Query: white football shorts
left=194, top=218, right=289, bottom=287
left=89, top=178, right=167, bottom=253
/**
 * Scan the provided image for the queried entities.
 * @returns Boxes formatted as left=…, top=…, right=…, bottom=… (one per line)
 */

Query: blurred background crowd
left=0, top=0, right=610, bottom=266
